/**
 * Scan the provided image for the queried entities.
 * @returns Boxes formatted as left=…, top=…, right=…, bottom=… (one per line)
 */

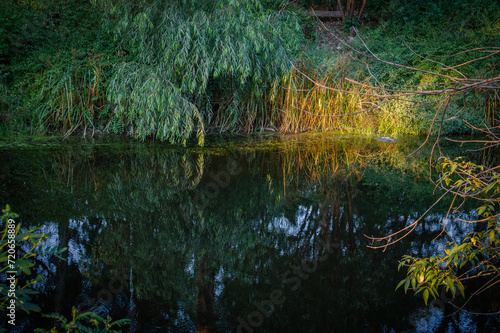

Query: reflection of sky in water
left=36, top=218, right=91, bottom=265
left=268, top=205, right=309, bottom=237
left=409, top=211, right=476, bottom=258
left=270, top=204, right=359, bottom=237
left=35, top=222, right=59, bottom=254
left=3, top=135, right=497, bottom=332
left=408, top=308, right=479, bottom=333
left=28, top=219, right=94, bottom=296
left=268, top=200, right=480, bottom=259
left=171, top=305, right=195, bottom=332
left=412, top=306, right=444, bottom=332
left=447, top=312, right=477, bottom=333
left=25, top=195, right=493, bottom=333
left=27, top=222, right=59, bottom=294
left=215, top=267, right=224, bottom=297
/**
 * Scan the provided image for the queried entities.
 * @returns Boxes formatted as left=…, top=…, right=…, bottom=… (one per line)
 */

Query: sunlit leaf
left=423, top=289, right=429, bottom=305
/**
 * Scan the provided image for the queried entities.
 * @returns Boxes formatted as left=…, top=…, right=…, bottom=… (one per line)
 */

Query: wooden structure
left=308, top=10, right=343, bottom=19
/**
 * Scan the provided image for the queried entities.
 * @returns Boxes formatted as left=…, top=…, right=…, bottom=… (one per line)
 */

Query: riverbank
left=0, top=0, right=498, bottom=145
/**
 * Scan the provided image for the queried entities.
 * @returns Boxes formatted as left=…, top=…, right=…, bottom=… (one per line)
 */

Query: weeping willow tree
left=103, top=0, right=304, bottom=145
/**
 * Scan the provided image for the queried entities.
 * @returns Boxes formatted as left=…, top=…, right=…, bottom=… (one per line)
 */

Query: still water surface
left=1, top=133, right=499, bottom=332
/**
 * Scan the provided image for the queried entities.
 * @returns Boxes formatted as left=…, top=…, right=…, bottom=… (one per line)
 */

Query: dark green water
left=1, top=133, right=499, bottom=332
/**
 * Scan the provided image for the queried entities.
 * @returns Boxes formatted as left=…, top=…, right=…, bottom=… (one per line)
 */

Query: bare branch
left=402, top=39, right=467, bottom=79
left=365, top=189, right=451, bottom=249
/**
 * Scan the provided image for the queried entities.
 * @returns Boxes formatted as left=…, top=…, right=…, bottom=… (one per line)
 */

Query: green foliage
left=441, top=157, right=500, bottom=201
left=105, top=0, right=303, bottom=144
left=351, top=0, right=499, bottom=135
left=377, top=100, right=486, bottom=137
left=274, top=53, right=380, bottom=134
left=397, top=219, right=500, bottom=305
left=107, top=62, right=205, bottom=145
left=0, top=0, right=498, bottom=140
left=387, top=0, right=499, bottom=36
left=359, top=0, right=499, bottom=79
left=0, top=0, right=117, bottom=136
left=34, top=51, right=110, bottom=136
left=0, top=204, right=129, bottom=331
left=397, top=157, right=500, bottom=305
left=342, top=15, right=362, bottom=31
left=0, top=205, right=48, bottom=314
left=34, top=306, right=131, bottom=333
left=280, top=0, right=499, bottom=138
left=397, top=254, right=464, bottom=305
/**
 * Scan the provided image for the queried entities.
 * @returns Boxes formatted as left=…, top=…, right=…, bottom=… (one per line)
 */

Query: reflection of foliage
left=93, top=135, right=464, bottom=329
left=94, top=147, right=288, bottom=323
left=1, top=135, right=494, bottom=330
left=0, top=205, right=129, bottom=332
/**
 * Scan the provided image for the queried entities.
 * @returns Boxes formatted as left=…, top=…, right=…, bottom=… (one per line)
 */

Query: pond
left=1, top=133, right=499, bottom=332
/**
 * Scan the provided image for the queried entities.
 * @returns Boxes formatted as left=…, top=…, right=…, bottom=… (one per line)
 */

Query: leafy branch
left=297, top=15, right=500, bottom=310
left=34, top=306, right=131, bottom=333
left=1, top=205, right=129, bottom=331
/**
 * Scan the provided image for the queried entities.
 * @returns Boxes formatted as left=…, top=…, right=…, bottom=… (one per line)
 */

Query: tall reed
left=35, top=50, right=108, bottom=136
left=271, top=55, right=379, bottom=134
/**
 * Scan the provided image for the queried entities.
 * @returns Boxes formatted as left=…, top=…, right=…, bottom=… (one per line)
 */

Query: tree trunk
left=195, top=256, right=217, bottom=333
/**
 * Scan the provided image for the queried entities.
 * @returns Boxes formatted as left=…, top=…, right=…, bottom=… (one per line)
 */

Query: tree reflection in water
left=0, top=135, right=498, bottom=332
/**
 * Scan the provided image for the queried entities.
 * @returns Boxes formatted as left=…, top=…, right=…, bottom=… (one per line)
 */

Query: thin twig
left=366, top=189, right=451, bottom=249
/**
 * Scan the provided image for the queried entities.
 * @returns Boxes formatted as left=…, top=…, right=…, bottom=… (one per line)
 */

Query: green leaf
left=423, top=289, right=429, bottom=305
left=445, top=277, right=454, bottom=292
left=396, top=279, right=406, bottom=291
left=458, top=283, right=465, bottom=298
left=484, top=181, right=497, bottom=194
left=404, top=279, right=411, bottom=293
left=16, top=258, right=35, bottom=268
left=21, top=288, right=39, bottom=295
